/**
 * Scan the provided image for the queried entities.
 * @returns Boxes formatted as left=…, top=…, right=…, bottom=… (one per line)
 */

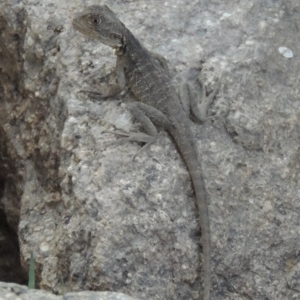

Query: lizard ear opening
left=110, top=33, right=122, bottom=40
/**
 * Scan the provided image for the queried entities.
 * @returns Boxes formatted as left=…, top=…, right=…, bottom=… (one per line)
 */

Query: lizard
left=72, top=5, right=219, bottom=300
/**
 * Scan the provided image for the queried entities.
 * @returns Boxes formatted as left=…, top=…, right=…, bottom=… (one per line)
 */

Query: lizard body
left=73, top=6, right=217, bottom=300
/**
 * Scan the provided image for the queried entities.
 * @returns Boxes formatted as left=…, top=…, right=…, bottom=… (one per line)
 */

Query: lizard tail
left=171, top=125, right=211, bottom=300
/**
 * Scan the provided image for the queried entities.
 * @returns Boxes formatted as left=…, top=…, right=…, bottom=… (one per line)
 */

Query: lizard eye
left=89, top=16, right=101, bottom=25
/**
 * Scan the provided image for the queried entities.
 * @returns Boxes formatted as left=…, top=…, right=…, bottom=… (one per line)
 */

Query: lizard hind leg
left=178, top=81, right=192, bottom=115
left=103, top=129, right=157, bottom=159
left=179, top=77, right=221, bottom=123
left=104, top=102, right=168, bottom=159
left=104, top=101, right=172, bottom=159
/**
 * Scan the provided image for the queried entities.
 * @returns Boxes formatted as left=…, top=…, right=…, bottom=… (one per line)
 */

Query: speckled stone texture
left=0, top=1, right=299, bottom=299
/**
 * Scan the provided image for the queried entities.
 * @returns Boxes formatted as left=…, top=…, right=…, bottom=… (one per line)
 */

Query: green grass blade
left=28, top=251, right=35, bottom=289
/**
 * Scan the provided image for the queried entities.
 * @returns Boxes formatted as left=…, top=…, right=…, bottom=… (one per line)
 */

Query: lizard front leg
left=99, top=54, right=128, bottom=98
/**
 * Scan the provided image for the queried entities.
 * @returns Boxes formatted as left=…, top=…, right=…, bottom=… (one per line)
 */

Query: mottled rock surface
left=0, top=282, right=139, bottom=300
left=0, top=0, right=299, bottom=300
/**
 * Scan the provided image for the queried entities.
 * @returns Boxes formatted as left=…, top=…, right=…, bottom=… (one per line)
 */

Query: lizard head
left=72, top=5, right=124, bottom=49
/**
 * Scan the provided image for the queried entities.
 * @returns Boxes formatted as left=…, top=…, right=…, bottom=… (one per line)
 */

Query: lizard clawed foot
left=103, top=129, right=157, bottom=159
left=179, top=76, right=221, bottom=123
left=191, top=78, right=221, bottom=123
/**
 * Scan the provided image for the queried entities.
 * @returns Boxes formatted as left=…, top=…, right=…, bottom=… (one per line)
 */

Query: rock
left=0, top=0, right=299, bottom=299
left=0, top=282, right=140, bottom=300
